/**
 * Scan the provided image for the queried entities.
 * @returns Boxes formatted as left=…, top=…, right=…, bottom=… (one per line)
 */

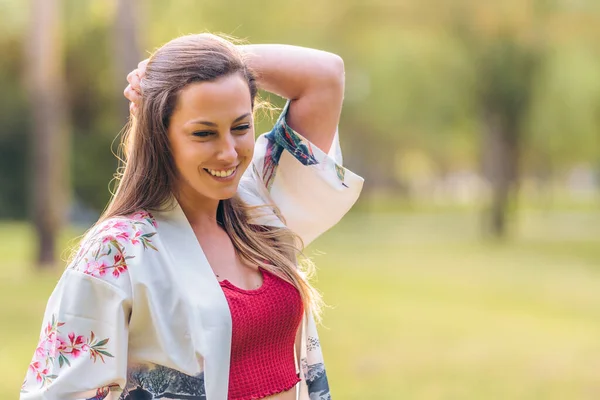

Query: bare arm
left=239, top=44, right=345, bottom=153
left=124, top=44, right=344, bottom=153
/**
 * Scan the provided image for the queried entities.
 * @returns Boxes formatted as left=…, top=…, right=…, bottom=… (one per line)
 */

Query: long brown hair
left=100, top=33, right=322, bottom=320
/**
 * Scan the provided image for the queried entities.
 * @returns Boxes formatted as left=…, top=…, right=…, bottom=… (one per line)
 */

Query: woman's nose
left=216, top=133, right=238, bottom=163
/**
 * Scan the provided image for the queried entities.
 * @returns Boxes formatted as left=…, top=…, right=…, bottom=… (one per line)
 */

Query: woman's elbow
left=298, top=51, right=345, bottom=100
left=325, top=53, right=345, bottom=88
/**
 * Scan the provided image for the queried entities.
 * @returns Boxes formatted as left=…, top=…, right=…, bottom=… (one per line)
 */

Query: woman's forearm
left=239, top=44, right=344, bottom=153
left=239, top=44, right=344, bottom=100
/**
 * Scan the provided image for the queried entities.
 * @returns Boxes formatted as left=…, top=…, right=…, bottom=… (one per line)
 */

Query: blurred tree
left=476, top=34, right=542, bottom=237
left=2, top=0, right=600, bottom=227
left=112, top=0, right=142, bottom=126
left=64, top=0, right=122, bottom=213
left=25, top=0, right=70, bottom=267
left=0, top=37, right=30, bottom=219
left=450, top=1, right=546, bottom=238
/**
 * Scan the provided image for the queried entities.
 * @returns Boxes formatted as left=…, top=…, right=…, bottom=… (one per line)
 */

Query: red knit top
left=219, top=267, right=303, bottom=400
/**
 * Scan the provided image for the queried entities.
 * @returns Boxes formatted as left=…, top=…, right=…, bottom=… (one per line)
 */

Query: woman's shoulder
left=85, top=210, right=159, bottom=255
left=67, top=210, right=160, bottom=285
left=93, top=210, right=159, bottom=242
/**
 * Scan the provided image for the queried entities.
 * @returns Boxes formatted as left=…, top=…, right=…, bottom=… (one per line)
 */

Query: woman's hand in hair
left=124, top=59, right=149, bottom=116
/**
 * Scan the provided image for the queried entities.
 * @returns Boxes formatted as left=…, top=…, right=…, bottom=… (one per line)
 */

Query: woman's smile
left=203, top=166, right=239, bottom=181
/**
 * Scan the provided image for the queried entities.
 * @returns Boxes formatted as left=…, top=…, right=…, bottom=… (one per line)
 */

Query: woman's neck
left=174, top=189, right=221, bottom=232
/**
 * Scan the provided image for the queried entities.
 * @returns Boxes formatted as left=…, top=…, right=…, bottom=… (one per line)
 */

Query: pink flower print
left=43, top=334, right=64, bottom=358
left=29, top=361, right=49, bottom=383
left=66, top=332, right=87, bottom=358
left=131, top=230, right=142, bottom=245
left=112, top=254, right=128, bottom=278
left=84, top=259, right=109, bottom=277
left=35, top=369, right=48, bottom=383
left=27, top=315, right=115, bottom=390
left=101, top=235, right=116, bottom=244
left=115, top=231, right=130, bottom=242
left=130, top=211, right=145, bottom=220
left=109, top=220, right=129, bottom=231
left=112, top=267, right=124, bottom=278
left=85, top=260, right=107, bottom=277
left=130, top=210, right=158, bottom=227
left=68, top=332, right=85, bottom=347
left=34, top=345, right=44, bottom=359
left=44, top=322, right=53, bottom=337
left=28, top=361, right=40, bottom=375
left=71, top=212, right=158, bottom=281
left=47, top=342, right=58, bottom=358
left=56, top=336, right=67, bottom=351
left=43, top=317, right=63, bottom=340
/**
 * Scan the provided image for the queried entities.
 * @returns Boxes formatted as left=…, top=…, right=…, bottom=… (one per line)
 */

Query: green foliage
left=0, top=37, right=30, bottom=219
left=474, top=33, right=542, bottom=125
left=64, top=20, right=123, bottom=211
left=1, top=1, right=600, bottom=218
left=527, top=43, right=600, bottom=166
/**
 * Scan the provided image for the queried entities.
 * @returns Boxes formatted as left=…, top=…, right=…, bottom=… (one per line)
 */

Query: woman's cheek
left=241, top=134, right=255, bottom=158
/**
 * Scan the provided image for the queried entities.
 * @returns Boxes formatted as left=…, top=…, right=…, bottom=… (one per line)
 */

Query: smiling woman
left=169, top=75, right=255, bottom=203
left=20, top=33, right=364, bottom=400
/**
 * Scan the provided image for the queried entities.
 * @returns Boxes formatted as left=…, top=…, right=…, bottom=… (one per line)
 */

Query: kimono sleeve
left=20, top=225, right=134, bottom=400
left=243, top=100, right=364, bottom=247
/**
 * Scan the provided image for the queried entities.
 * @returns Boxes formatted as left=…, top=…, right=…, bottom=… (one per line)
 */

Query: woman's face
left=168, top=73, right=255, bottom=202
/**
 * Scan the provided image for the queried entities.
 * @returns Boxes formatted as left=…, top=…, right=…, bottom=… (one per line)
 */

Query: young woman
left=20, top=33, right=363, bottom=400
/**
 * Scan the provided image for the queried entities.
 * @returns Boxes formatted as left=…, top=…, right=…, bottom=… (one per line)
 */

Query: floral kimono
left=20, top=101, right=364, bottom=400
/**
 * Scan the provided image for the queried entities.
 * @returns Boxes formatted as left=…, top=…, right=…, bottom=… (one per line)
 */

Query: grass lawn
left=1, top=209, right=600, bottom=399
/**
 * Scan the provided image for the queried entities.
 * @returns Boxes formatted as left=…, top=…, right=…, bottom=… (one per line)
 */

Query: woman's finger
left=138, top=58, right=149, bottom=74
left=126, top=70, right=142, bottom=93
left=123, top=84, right=131, bottom=100
left=123, top=84, right=140, bottom=103
left=129, top=72, right=141, bottom=94
left=126, top=69, right=137, bottom=85
left=129, top=102, right=138, bottom=116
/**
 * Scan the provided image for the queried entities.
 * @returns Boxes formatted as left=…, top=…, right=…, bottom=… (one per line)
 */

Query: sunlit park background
left=2, top=0, right=600, bottom=399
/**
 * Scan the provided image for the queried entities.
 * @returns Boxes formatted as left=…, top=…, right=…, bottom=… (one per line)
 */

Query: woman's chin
left=175, top=182, right=240, bottom=204
left=213, top=186, right=240, bottom=201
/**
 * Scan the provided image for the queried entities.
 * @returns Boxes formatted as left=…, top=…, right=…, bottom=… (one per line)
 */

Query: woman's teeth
left=206, top=167, right=236, bottom=178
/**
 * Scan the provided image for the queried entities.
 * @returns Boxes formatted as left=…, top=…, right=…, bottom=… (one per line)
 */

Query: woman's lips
left=203, top=166, right=238, bottom=182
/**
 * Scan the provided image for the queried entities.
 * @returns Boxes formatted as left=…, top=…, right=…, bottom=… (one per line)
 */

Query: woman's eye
left=233, top=124, right=251, bottom=133
left=192, top=131, right=214, bottom=137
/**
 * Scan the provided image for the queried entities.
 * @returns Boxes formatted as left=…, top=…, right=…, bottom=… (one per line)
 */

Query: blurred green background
left=2, top=0, right=600, bottom=399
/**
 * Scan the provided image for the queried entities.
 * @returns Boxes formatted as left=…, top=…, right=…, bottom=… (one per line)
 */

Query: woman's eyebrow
left=188, top=113, right=252, bottom=127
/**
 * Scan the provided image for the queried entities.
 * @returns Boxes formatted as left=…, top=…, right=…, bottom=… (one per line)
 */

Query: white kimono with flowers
left=20, top=102, right=364, bottom=400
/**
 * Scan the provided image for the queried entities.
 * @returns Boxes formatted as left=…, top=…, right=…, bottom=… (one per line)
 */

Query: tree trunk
left=112, top=0, right=142, bottom=125
left=481, top=110, right=518, bottom=238
left=25, top=0, right=70, bottom=268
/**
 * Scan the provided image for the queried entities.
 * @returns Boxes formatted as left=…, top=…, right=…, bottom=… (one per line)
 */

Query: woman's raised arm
left=239, top=44, right=345, bottom=154
left=124, top=44, right=345, bottom=155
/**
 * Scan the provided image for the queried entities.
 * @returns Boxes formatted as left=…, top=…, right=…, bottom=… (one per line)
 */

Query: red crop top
left=219, top=267, right=304, bottom=400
